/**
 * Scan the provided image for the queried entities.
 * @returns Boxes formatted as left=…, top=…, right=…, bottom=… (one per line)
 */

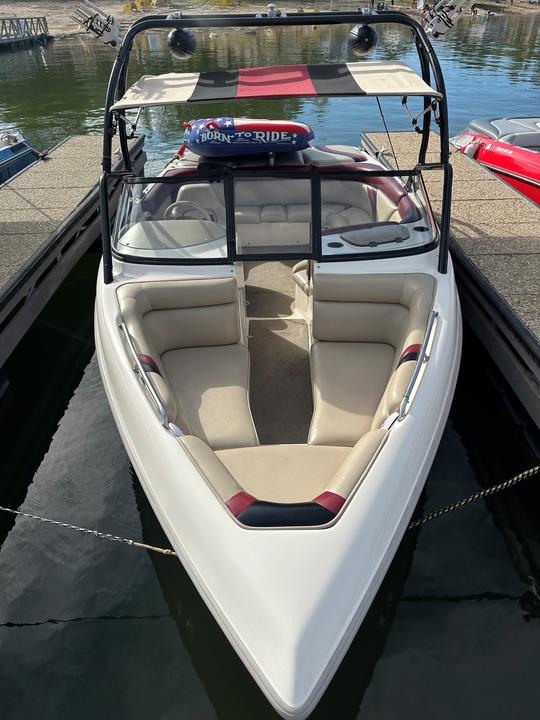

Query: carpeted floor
left=245, top=260, right=313, bottom=444
left=244, top=260, right=296, bottom=317
left=248, top=318, right=313, bottom=444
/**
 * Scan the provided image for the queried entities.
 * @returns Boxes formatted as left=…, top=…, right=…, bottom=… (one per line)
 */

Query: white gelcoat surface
left=95, top=247, right=461, bottom=718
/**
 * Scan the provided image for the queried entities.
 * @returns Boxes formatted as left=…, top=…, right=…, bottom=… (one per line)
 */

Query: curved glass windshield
left=113, top=177, right=228, bottom=261
left=319, top=174, right=436, bottom=257
left=112, top=171, right=436, bottom=262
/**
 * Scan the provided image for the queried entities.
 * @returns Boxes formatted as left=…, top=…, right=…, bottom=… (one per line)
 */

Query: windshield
left=112, top=171, right=436, bottom=263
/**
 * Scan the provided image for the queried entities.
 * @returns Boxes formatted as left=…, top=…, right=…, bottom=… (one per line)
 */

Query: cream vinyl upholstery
left=310, top=342, right=395, bottom=445
left=185, top=430, right=387, bottom=507
left=175, top=178, right=401, bottom=247
left=117, top=271, right=434, bottom=526
left=327, top=429, right=387, bottom=497
left=216, top=445, right=351, bottom=503
left=309, top=273, right=436, bottom=446
left=117, top=278, right=259, bottom=450
left=179, top=434, right=242, bottom=504
left=293, top=259, right=310, bottom=293
left=162, top=345, right=258, bottom=449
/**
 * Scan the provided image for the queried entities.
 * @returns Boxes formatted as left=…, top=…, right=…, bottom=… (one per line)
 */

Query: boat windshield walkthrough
left=95, top=11, right=461, bottom=719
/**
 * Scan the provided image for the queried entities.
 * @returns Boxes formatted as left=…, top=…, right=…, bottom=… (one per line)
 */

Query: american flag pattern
left=183, top=117, right=314, bottom=156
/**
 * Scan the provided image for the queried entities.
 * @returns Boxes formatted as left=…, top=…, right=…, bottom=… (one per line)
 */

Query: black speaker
left=348, top=25, right=377, bottom=56
left=167, top=28, right=196, bottom=60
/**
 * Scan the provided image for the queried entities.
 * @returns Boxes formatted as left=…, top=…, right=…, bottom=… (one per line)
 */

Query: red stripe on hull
left=461, top=133, right=540, bottom=207
left=492, top=170, right=540, bottom=206
left=237, top=65, right=316, bottom=98
left=226, top=491, right=257, bottom=516
left=312, top=491, right=346, bottom=515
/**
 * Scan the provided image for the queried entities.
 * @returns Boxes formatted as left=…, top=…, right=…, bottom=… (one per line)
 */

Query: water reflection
left=0, top=15, right=538, bottom=158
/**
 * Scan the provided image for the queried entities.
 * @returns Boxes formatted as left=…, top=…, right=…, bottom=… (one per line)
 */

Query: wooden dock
left=0, top=16, right=51, bottom=51
left=0, top=135, right=145, bottom=369
left=364, top=131, right=540, bottom=431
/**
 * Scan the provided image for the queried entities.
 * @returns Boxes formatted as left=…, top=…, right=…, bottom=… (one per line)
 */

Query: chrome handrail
left=118, top=321, right=171, bottom=431
left=398, top=309, right=439, bottom=421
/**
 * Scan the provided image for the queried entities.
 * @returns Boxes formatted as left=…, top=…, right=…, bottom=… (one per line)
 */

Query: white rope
left=0, top=505, right=176, bottom=556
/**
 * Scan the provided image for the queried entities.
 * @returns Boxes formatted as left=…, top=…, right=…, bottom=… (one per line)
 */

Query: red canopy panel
left=111, top=61, right=442, bottom=110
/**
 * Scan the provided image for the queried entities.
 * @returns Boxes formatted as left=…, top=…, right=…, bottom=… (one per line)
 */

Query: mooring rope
left=0, top=466, right=538, bottom=553
left=0, top=505, right=176, bottom=556
left=408, top=465, right=540, bottom=530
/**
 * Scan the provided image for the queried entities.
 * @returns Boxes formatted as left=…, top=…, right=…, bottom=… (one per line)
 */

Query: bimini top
left=110, top=61, right=442, bottom=111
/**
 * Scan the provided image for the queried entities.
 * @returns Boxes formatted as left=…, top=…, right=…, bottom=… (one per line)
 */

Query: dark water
left=1, top=14, right=540, bottom=720
left=0, top=249, right=539, bottom=720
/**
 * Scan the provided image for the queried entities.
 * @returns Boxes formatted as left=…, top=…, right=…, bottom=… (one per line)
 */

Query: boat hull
left=455, top=133, right=540, bottom=205
left=95, top=250, right=461, bottom=718
left=490, top=167, right=540, bottom=206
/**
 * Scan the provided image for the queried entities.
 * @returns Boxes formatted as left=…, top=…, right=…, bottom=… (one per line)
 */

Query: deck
left=364, top=131, right=540, bottom=430
left=0, top=135, right=145, bottom=369
left=0, top=16, right=51, bottom=50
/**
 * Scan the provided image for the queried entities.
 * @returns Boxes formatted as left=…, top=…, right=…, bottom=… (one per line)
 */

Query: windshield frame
left=112, top=165, right=438, bottom=266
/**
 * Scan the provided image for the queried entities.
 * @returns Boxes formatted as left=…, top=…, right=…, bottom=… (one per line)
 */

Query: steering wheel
left=164, top=200, right=213, bottom=221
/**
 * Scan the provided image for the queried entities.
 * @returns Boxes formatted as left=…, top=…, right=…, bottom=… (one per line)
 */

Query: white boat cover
left=111, top=61, right=442, bottom=110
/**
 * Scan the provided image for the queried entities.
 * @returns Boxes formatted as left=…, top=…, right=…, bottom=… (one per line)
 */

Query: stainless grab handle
left=118, top=321, right=172, bottom=431
left=398, top=309, right=439, bottom=421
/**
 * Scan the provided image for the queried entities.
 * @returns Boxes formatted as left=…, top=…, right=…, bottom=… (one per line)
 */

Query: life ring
left=182, top=117, right=314, bottom=157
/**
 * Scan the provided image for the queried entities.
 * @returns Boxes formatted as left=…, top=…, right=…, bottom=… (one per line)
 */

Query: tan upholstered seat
left=117, top=277, right=259, bottom=450
left=310, top=342, right=395, bottom=446
left=181, top=428, right=386, bottom=522
left=162, top=345, right=257, bottom=450
left=175, top=178, right=398, bottom=247
left=216, top=445, right=351, bottom=503
left=309, top=273, right=436, bottom=447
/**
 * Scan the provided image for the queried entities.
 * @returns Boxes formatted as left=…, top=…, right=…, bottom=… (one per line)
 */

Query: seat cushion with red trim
left=117, top=277, right=259, bottom=450
left=310, top=273, right=436, bottom=446
left=216, top=444, right=350, bottom=504
left=212, top=431, right=386, bottom=527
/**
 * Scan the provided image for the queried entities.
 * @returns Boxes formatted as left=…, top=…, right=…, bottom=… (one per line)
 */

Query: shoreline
left=1, top=0, right=538, bottom=37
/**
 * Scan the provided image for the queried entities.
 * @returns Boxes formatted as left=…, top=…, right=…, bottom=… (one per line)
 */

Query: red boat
left=450, top=117, right=540, bottom=205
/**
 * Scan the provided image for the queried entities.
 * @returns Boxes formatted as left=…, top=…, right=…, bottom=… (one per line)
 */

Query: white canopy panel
left=111, top=61, right=442, bottom=110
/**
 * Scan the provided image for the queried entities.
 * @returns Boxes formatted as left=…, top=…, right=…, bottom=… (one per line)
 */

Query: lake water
left=0, top=13, right=538, bottom=167
left=0, top=13, right=540, bottom=720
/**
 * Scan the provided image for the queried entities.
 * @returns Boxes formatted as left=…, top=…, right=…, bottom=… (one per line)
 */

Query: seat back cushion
left=179, top=435, right=243, bottom=505
left=116, top=278, right=259, bottom=448
left=177, top=182, right=226, bottom=223
left=309, top=273, right=436, bottom=444
left=118, top=278, right=240, bottom=354
left=175, top=178, right=399, bottom=244
left=327, top=428, right=387, bottom=498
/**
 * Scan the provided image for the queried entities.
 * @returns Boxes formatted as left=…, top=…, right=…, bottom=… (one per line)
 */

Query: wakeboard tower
left=94, top=10, right=461, bottom=718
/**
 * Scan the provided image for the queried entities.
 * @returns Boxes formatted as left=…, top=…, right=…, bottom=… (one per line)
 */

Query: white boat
left=95, top=11, right=461, bottom=718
